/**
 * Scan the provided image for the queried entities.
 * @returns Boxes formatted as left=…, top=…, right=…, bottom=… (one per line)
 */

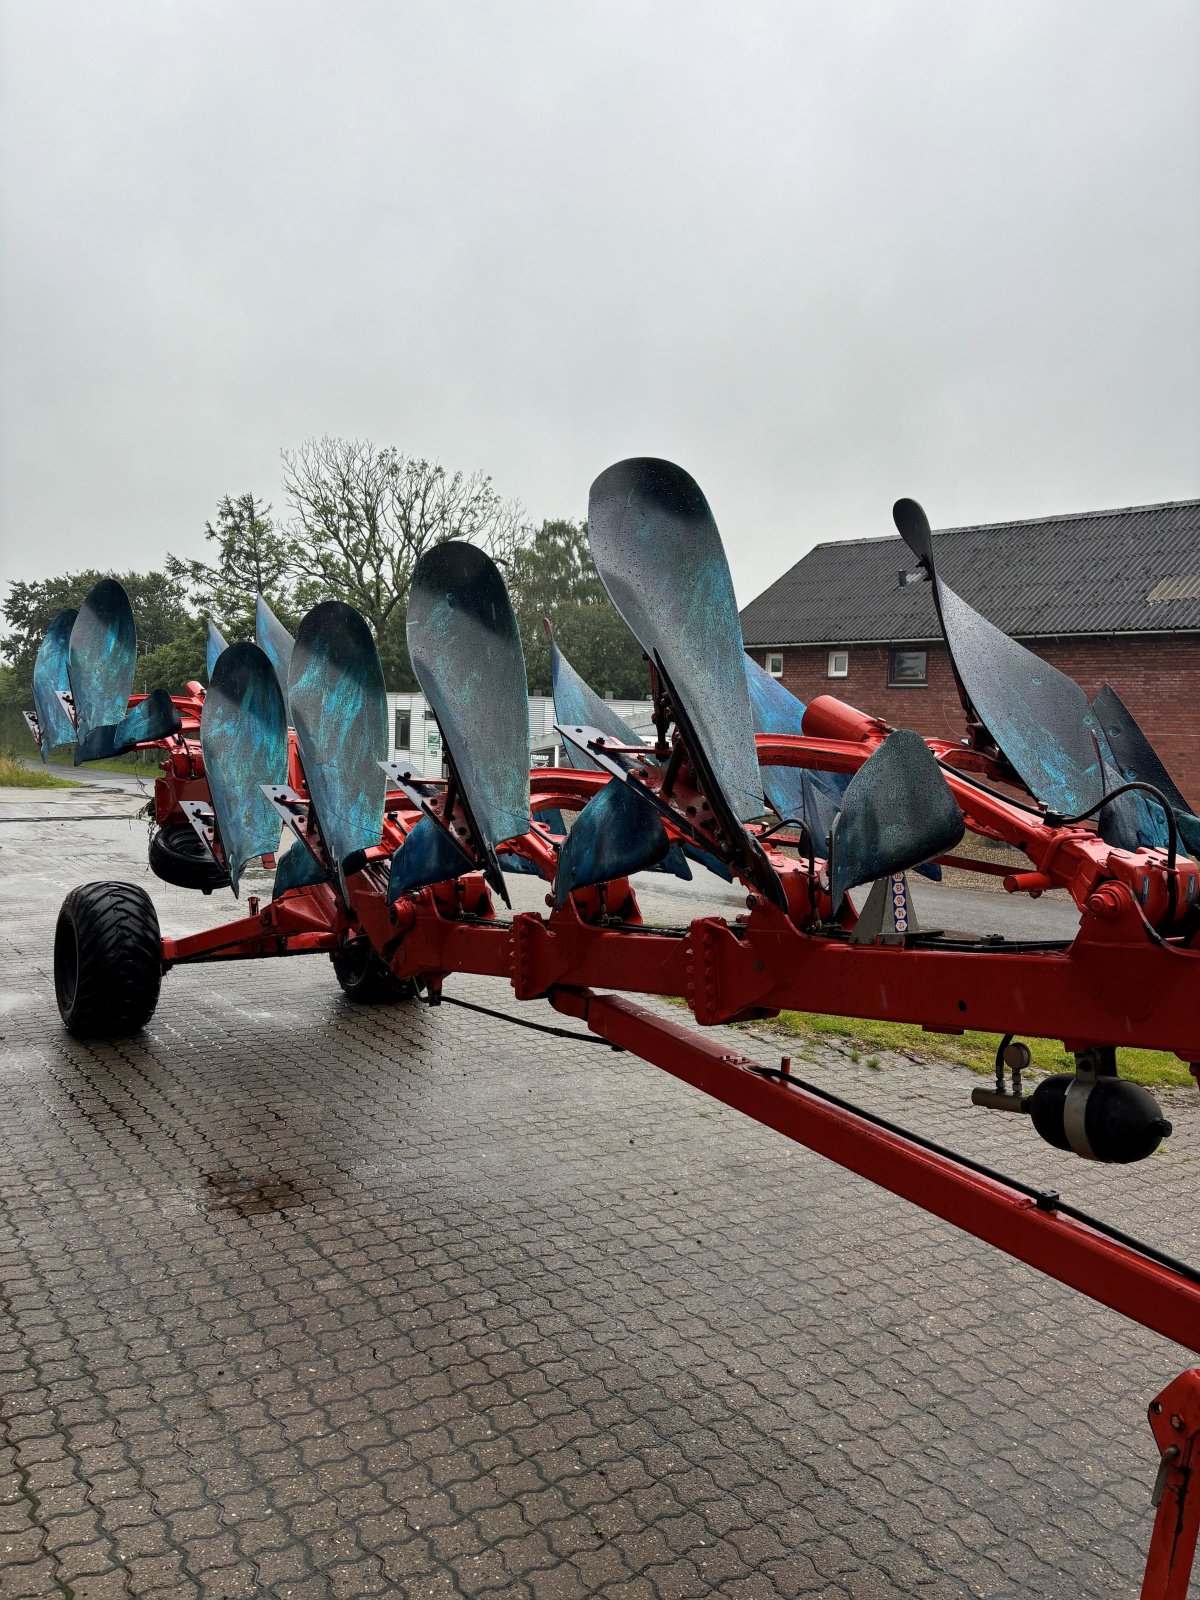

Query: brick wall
left=755, top=634, right=1200, bottom=804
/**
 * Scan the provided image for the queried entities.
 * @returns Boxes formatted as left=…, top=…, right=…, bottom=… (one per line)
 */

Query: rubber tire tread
left=331, top=945, right=417, bottom=1005
left=149, top=822, right=230, bottom=893
left=55, top=881, right=162, bottom=1037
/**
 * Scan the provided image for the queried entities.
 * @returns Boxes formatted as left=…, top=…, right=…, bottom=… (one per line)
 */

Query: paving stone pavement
left=1, top=812, right=1197, bottom=1600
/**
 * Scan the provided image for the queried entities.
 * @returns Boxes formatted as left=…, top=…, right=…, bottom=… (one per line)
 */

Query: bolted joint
left=1085, top=885, right=1126, bottom=921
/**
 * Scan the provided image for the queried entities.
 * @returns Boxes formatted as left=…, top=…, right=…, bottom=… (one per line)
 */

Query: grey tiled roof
left=739, top=499, right=1200, bottom=647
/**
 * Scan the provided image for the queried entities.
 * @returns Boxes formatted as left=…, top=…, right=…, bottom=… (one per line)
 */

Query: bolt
left=1086, top=886, right=1123, bottom=920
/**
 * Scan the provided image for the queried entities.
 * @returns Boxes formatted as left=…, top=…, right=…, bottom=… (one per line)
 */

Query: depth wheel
left=331, top=943, right=417, bottom=1004
left=55, top=882, right=163, bottom=1038
left=149, top=821, right=230, bottom=894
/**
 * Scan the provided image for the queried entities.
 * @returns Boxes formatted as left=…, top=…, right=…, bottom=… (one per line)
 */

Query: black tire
left=54, top=882, right=163, bottom=1038
left=331, top=943, right=417, bottom=1004
left=148, top=821, right=231, bottom=894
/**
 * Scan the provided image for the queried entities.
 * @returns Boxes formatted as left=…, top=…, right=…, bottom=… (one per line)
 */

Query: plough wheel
left=148, top=822, right=231, bottom=894
left=54, top=882, right=162, bottom=1038
left=331, top=943, right=417, bottom=1005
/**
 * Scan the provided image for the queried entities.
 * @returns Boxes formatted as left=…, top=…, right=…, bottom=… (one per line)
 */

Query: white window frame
left=827, top=649, right=849, bottom=679
left=765, top=651, right=784, bottom=679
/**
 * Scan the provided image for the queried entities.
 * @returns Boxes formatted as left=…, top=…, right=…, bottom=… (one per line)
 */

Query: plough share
left=26, top=459, right=1200, bottom=1596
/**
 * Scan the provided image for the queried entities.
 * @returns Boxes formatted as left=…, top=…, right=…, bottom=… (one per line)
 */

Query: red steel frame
left=160, top=700, right=1200, bottom=1063
left=121, top=688, right=1200, bottom=1592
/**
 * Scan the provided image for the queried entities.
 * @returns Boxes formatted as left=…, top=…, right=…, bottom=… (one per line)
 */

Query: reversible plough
left=26, top=459, right=1200, bottom=1595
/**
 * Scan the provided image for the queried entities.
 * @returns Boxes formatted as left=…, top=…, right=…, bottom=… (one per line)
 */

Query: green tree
left=2, top=569, right=193, bottom=693
left=167, top=493, right=299, bottom=641
left=135, top=619, right=208, bottom=693
left=279, top=437, right=527, bottom=686
left=507, top=519, right=648, bottom=698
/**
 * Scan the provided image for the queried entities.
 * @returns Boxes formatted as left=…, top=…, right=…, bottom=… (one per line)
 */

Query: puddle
left=199, top=1169, right=307, bottom=1215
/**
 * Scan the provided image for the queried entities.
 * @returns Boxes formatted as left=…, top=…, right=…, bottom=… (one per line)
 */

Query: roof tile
left=739, top=499, right=1200, bottom=647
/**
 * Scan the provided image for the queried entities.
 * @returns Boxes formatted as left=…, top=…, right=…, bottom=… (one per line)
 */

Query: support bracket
left=1142, top=1368, right=1200, bottom=1600
left=179, top=799, right=219, bottom=864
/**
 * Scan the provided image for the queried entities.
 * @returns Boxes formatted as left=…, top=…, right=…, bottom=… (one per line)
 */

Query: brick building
left=739, top=499, right=1200, bottom=803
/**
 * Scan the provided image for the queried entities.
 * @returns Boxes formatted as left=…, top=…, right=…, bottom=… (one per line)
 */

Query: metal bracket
left=556, top=724, right=648, bottom=777
left=562, top=675, right=788, bottom=915
left=179, top=800, right=219, bottom=864
left=259, top=784, right=329, bottom=871
left=556, top=724, right=716, bottom=853
left=972, top=1040, right=1033, bottom=1114
left=510, top=913, right=553, bottom=1000
left=379, top=760, right=495, bottom=885
left=379, top=762, right=445, bottom=813
left=1064, top=1046, right=1118, bottom=1161
left=850, top=873, right=919, bottom=945
left=381, top=757, right=507, bottom=909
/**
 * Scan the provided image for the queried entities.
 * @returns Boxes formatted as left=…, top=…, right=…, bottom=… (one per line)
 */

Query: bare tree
left=280, top=438, right=527, bottom=662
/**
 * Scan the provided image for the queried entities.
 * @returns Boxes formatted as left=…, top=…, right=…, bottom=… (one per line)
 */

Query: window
left=394, top=708, right=411, bottom=749
left=888, top=648, right=928, bottom=687
left=827, top=650, right=849, bottom=679
left=765, top=652, right=783, bottom=679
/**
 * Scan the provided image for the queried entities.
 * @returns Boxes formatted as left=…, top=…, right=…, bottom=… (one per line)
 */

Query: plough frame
left=26, top=469, right=1200, bottom=1596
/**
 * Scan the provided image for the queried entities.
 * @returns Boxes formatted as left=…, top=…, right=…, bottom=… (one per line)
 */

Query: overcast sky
left=1, top=0, right=1196, bottom=608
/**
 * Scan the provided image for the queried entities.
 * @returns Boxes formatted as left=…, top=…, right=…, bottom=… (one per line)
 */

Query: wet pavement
left=0, top=793, right=1196, bottom=1599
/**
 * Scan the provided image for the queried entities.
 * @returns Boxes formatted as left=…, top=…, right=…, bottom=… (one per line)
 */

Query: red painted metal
left=161, top=881, right=343, bottom=964
left=1142, top=1369, right=1200, bottom=1600
left=137, top=704, right=1200, bottom=1061
left=754, top=725, right=1200, bottom=937
left=348, top=898, right=1197, bottom=1055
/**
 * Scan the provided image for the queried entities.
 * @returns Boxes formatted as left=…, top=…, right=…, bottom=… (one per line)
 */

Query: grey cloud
left=1, top=0, right=1196, bottom=605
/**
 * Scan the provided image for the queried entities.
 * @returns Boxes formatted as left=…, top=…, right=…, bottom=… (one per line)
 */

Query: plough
left=25, top=458, right=1200, bottom=1595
